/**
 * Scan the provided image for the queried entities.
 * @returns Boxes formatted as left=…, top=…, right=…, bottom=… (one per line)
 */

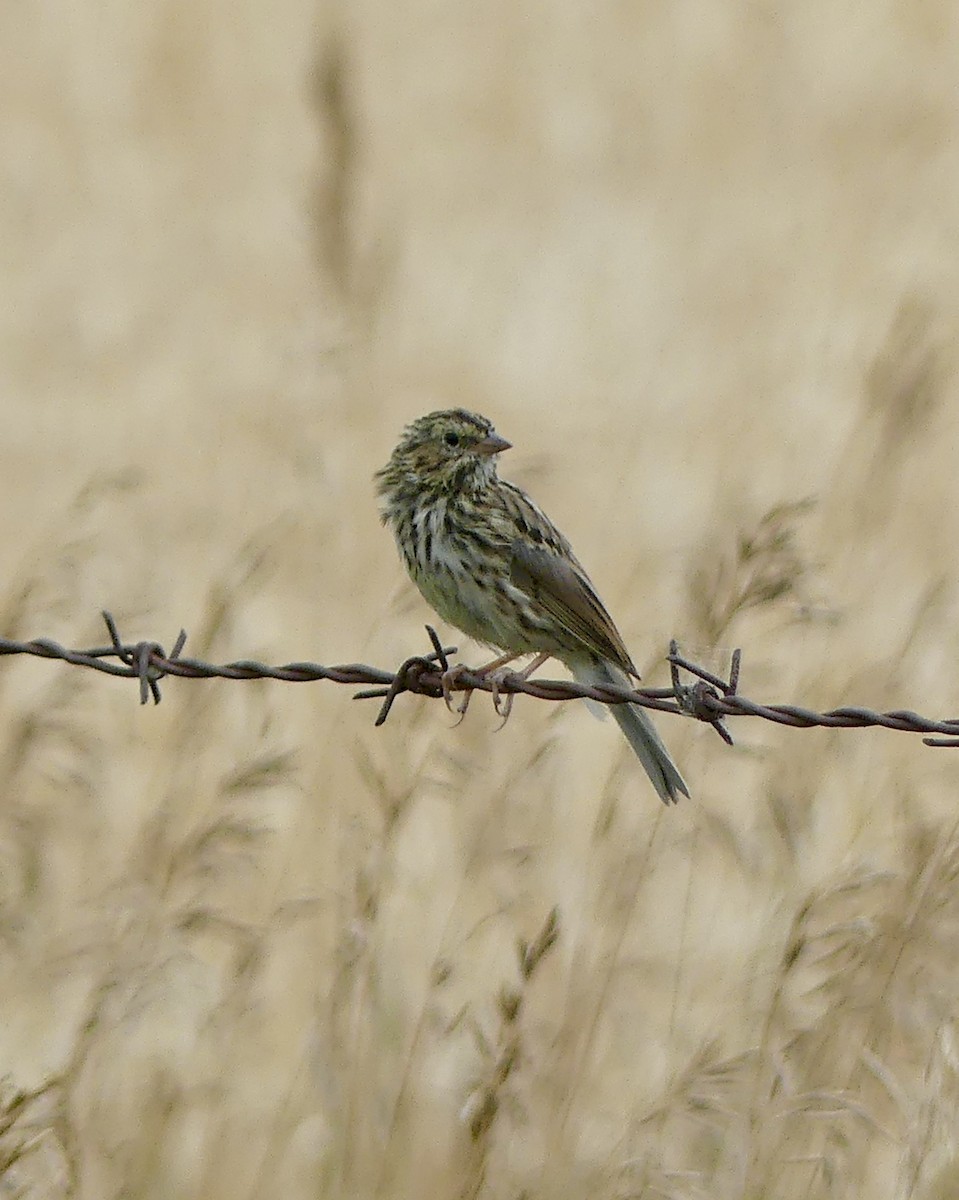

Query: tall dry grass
left=2, top=2, right=959, bottom=1197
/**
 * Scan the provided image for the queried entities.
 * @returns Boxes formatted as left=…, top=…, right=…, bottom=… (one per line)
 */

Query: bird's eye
left=444, top=431, right=460, bottom=447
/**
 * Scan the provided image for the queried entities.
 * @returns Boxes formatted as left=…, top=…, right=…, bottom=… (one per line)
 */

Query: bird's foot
left=490, top=652, right=550, bottom=729
left=441, top=651, right=522, bottom=721
left=488, top=668, right=520, bottom=723
left=440, top=663, right=476, bottom=717
left=442, top=652, right=550, bottom=727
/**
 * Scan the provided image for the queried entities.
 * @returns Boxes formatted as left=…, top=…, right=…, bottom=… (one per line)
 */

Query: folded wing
left=509, top=540, right=638, bottom=677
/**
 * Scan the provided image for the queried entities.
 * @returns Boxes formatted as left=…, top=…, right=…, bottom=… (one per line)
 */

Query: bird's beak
left=475, top=433, right=512, bottom=456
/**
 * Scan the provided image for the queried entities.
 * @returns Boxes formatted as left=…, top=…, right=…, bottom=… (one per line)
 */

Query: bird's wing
left=509, top=540, right=639, bottom=677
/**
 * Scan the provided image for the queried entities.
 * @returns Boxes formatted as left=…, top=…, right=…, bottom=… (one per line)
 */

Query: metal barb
left=424, top=625, right=451, bottom=671
left=668, top=640, right=738, bottom=745
left=101, top=610, right=186, bottom=705
left=369, top=627, right=457, bottom=727
left=373, top=656, right=440, bottom=727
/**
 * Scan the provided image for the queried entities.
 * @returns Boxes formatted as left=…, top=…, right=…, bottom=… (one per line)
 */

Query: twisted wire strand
left=0, top=613, right=956, bottom=748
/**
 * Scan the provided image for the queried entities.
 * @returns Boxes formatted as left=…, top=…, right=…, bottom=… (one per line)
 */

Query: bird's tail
left=573, top=660, right=690, bottom=805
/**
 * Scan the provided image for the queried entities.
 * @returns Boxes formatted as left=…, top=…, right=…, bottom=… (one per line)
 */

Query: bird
left=375, top=408, right=689, bottom=804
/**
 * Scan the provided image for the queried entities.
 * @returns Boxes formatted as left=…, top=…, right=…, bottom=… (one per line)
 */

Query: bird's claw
left=488, top=667, right=518, bottom=727
left=441, top=663, right=474, bottom=716
left=440, top=661, right=519, bottom=726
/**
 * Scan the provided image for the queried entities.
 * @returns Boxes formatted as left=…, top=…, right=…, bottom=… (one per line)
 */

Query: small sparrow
left=375, top=409, right=689, bottom=804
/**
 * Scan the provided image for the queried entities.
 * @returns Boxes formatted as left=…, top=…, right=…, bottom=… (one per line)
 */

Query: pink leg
left=441, top=651, right=521, bottom=716
left=489, top=652, right=551, bottom=723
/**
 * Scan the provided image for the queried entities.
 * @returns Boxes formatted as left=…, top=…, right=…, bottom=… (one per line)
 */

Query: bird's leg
left=441, top=651, right=520, bottom=717
left=490, top=652, right=551, bottom=725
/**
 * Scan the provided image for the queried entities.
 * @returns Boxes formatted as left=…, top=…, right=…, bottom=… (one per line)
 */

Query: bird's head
left=375, top=409, right=511, bottom=501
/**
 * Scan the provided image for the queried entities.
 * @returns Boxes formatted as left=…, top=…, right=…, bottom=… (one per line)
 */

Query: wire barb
left=669, top=640, right=738, bottom=746
left=101, top=611, right=187, bottom=705
left=351, top=626, right=458, bottom=726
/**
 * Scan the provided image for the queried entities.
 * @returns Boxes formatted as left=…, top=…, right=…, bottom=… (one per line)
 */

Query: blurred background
left=2, top=3, right=959, bottom=1197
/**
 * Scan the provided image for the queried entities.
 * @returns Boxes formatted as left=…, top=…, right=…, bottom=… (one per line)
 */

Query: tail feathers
left=574, top=661, right=690, bottom=805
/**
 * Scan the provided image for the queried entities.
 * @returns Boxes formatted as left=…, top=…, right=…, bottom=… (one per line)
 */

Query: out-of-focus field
left=2, top=4, right=959, bottom=1197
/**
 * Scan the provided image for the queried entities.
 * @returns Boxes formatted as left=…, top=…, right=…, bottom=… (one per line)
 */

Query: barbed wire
left=0, top=612, right=957, bottom=748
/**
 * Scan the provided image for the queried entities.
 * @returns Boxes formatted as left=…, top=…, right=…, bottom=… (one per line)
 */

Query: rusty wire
left=1, top=612, right=958, bottom=749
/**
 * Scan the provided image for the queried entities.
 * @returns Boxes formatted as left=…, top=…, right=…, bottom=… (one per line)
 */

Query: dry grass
left=2, top=3, right=959, bottom=1197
